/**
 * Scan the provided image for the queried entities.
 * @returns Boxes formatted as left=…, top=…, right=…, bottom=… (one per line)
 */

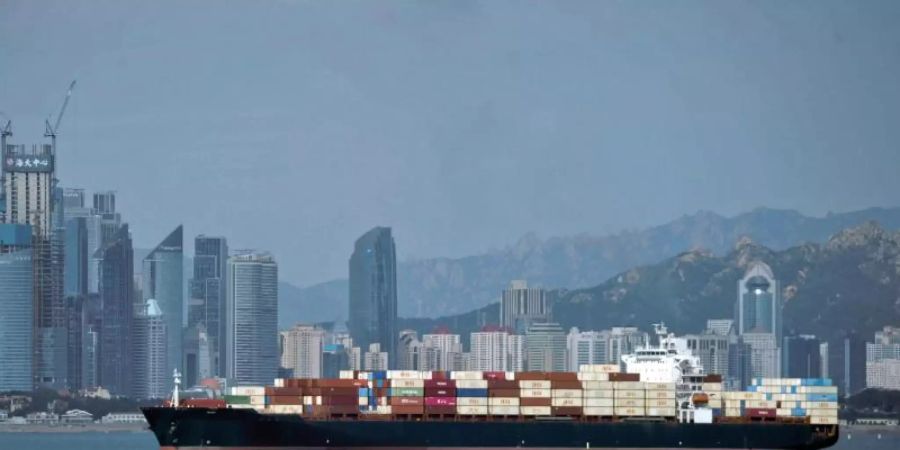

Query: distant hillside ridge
left=279, top=206, right=900, bottom=327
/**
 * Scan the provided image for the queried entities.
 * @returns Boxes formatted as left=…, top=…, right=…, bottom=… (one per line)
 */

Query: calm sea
left=0, top=426, right=898, bottom=449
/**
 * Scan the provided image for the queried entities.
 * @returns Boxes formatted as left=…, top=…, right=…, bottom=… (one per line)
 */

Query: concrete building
left=828, top=332, right=866, bottom=396
left=500, top=280, right=549, bottom=334
left=349, top=227, right=398, bottom=367
left=0, top=224, right=34, bottom=391
left=322, top=344, right=350, bottom=379
left=607, top=327, right=648, bottom=364
left=865, top=326, right=900, bottom=390
left=97, top=224, right=134, bottom=396
left=422, top=333, right=464, bottom=371
left=132, top=299, right=167, bottom=399
left=226, top=251, right=278, bottom=386
left=397, top=330, right=423, bottom=371
left=866, top=359, right=900, bottom=390
left=363, top=343, right=389, bottom=370
left=280, top=325, right=325, bottom=379
left=525, top=322, right=566, bottom=372
left=566, top=328, right=609, bottom=372
left=742, top=332, right=780, bottom=378
left=143, top=225, right=184, bottom=388
left=685, top=331, right=730, bottom=378
left=188, top=235, right=228, bottom=377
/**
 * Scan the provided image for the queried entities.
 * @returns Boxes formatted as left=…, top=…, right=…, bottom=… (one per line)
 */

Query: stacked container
left=747, top=378, right=838, bottom=424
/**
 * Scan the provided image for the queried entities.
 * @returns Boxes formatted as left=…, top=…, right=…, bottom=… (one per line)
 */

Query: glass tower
left=143, top=225, right=184, bottom=388
left=226, top=251, right=278, bottom=386
left=348, top=227, right=398, bottom=366
left=0, top=224, right=34, bottom=391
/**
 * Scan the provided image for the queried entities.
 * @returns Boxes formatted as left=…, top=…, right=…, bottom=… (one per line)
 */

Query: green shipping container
left=225, top=395, right=251, bottom=404
left=391, top=387, right=424, bottom=397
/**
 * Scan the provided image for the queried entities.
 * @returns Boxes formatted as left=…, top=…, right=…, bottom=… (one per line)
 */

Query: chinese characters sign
left=3, top=153, right=54, bottom=173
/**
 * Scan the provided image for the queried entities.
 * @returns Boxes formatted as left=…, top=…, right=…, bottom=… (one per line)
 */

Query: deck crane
left=44, top=79, right=77, bottom=149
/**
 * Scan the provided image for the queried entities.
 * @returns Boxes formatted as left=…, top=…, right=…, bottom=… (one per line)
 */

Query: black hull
left=141, top=407, right=839, bottom=450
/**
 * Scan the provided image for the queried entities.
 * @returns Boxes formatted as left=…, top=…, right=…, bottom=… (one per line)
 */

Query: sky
left=2, top=0, right=899, bottom=286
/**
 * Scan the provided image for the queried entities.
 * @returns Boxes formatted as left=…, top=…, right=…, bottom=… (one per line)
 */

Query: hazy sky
left=2, top=1, right=899, bottom=285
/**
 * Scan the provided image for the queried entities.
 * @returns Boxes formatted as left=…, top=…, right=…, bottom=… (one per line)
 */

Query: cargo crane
left=44, top=79, right=77, bottom=151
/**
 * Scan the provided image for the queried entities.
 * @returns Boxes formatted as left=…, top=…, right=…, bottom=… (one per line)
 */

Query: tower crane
left=44, top=79, right=77, bottom=149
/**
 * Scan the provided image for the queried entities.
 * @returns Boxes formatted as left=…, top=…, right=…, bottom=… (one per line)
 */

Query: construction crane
left=44, top=79, right=77, bottom=147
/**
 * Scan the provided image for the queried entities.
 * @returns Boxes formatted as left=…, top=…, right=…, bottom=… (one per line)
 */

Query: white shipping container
left=357, top=397, right=368, bottom=406
left=798, top=386, right=838, bottom=394
left=613, top=381, right=645, bottom=390
left=551, top=397, right=583, bottom=407
left=776, top=408, right=794, bottom=417
left=725, top=408, right=742, bottom=417
left=614, top=398, right=645, bottom=407
left=746, top=400, right=777, bottom=409
left=614, top=389, right=643, bottom=399
left=802, top=402, right=839, bottom=410
left=645, top=390, right=676, bottom=399
left=387, top=370, right=420, bottom=380
left=451, top=371, right=484, bottom=380
left=646, top=398, right=674, bottom=408
left=520, top=388, right=551, bottom=398
left=579, top=364, right=620, bottom=373
left=646, top=407, right=677, bottom=417
left=614, top=407, right=645, bottom=416
left=457, top=397, right=489, bottom=406
left=581, top=381, right=614, bottom=390
left=393, top=379, right=425, bottom=388
left=707, top=400, right=723, bottom=409
left=722, top=391, right=765, bottom=401
left=520, top=406, right=552, bottom=416
left=274, top=378, right=285, bottom=388
left=701, top=383, right=723, bottom=392
left=773, top=394, right=805, bottom=402
left=249, top=396, right=266, bottom=406
left=266, top=405, right=303, bottom=414
left=489, top=397, right=520, bottom=406
left=551, top=389, right=582, bottom=398
left=577, top=372, right=610, bottom=381
left=583, top=406, right=615, bottom=416
left=339, top=370, right=355, bottom=379
left=808, top=409, right=839, bottom=418
left=582, top=389, right=615, bottom=398
left=456, top=379, right=488, bottom=389
left=489, top=405, right=520, bottom=415
left=519, top=380, right=552, bottom=389
left=584, top=398, right=614, bottom=407
left=230, top=386, right=265, bottom=396
left=644, top=382, right=676, bottom=391
left=457, top=405, right=488, bottom=415
left=810, top=416, right=838, bottom=425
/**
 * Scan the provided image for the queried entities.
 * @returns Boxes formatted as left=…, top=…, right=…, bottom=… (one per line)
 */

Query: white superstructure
left=621, top=323, right=706, bottom=409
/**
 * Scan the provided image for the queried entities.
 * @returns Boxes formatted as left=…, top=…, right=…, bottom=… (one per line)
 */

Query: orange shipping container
left=489, top=389, right=520, bottom=397
left=389, top=397, right=425, bottom=406
left=520, top=397, right=552, bottom=407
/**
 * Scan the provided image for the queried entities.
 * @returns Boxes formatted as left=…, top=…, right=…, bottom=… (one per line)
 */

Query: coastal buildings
left=363, top=343, right=389, bottom=370
left=132, top=299, right=167, bottom=399
left=783, top=335, right=822, bottom=378
left=97, top=224, right=134, bottom=396
left=349, top=227, right=398, bottom=367
left=566, top=328, right=609, bottom=371
left=500, top=280, right=549, bottom=334
left=188, top=235, right=228, bottom=377
left=280, top=325, right=325, bottom=379
left=525, top=321, right=566, bottom=372
left=866, top=326, right=900, bottom=390
left=0, top=224, right=34, bottom=391
left=226, top=251, right=278, bottom=386
left=736, top=262, right=782, bottom=379
left=470, top=329, right=524, bottom=371
left=142, top=225, right=184, bottom=387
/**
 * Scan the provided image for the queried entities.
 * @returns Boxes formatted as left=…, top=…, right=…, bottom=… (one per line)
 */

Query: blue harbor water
left=0, top=426, right=898, bottom=449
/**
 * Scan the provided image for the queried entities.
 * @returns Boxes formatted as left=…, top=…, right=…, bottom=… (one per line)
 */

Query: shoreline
left=0, top=423, right=149, bottom=433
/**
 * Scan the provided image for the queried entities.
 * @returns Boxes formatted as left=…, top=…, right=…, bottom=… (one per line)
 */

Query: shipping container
left=551, top=389, right=582, bottom=398
left=614, top=389, right=643, bottom=399
left=578, top=364, right=620, bottom=373
left=424, top=379, right=456, bottom=388
left=645, top=407, right=677, bottom=417
left=455, top=379, right=488, bottom=389
left=516, top=372, right=551, bottom=381
left=450, top=371, right=484, bottom=380
left=487, top=380, right=519, bottom=389
left=183, top=398, right=226, bottom=408
left=519, top=380, right=552, bottom=389
left=646, top=390, right=676, bottom=399
left=520, top=406, right=552, bottom=416
left=391, top=405, right=424, bottom=415
left=424, top=387, right=456, bottom=397
left=551, top=406, right=583, bottom=416
left=392, top=379, right=424, bottom=388
left=520, top=397, right=552, bottom=407
left=810, top=416, right=838, bottom=425
left=488, top=389, right=520, bottom=398
left=646, top=398, right=674, bottom=408
left=614, top=407, right=645, bottom=416
left=425, top=397, right=457, bottom=406
left=583, top=406, right=615, bottom=416
left=488, top=405, right=520, bottom=415
left=551, top=397, right=583, bottom=407
left=745, top=408, right=777, bottom=418
left=489, top=397, right=520, bottom=406
left=456, top=405, right=488, bottom=415
left=584, top=398, right=614, bottom=407
left=608, top=373, right=640, bottom=382
left=390, top=387, right=424, bottom=397
left=581, top=381, right=614, bottom=390
left=614, top=398, right=645, bottom=407
left=457, top=397, right=489, bottom=406
left=425, top=405, right=457, bottom=415
left=612, top=381, right=645, bottom=390
left=389, top=397, right=424, bottom=406
left=520, top=388, right=551, bottom=398
left=266, top=405, right=303, bottom=414
left=457, top=388, right=489, bottom=397
left=644, top=382, right=676, bottom=391
left=582, top=389, right=615, bottom=398
left=576, top=372, right=610, bottom=381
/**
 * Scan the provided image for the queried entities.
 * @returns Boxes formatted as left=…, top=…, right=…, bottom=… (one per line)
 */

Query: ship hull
left=143, top=407, right=839, bottom=450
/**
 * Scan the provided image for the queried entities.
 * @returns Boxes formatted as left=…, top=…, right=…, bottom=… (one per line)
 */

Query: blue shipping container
left=457, top=388, right=489, bottom=397
left=806, top=393, right=838, bottom=402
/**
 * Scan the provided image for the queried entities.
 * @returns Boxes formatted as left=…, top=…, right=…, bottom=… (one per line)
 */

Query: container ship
left=142, top=326, right=839, bottom=449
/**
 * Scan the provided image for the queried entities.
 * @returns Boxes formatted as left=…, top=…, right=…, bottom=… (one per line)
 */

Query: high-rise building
left=422, top=332, right=464, bottom=371
left=280, top=325, right=325, bottom=379
left=348, top=227, right=397, bottom=366
left=607, top=327, right=648, bottom=364
left=226, top=251, right=278, bottom=386
left=182, top=325, right=212, bottom=388
left=500, top=280, right=549, bottom=334
left=783, top=335, right=822, bottom=378
left=132, top=299, right=167, bottom=399
left=685, top=324, right=730, bottom=377
left=525, top=321, right=566, bottom=372
left=363, top=343, right=389, bottom=370
left=0, top=224, right=34, bottom=391
left=188, top=235, right=228, bottom=376
left=63, top=189, right=103, bottom=294
left=727, top=336, right=753, bottom=390
left=828, top=333, right=866, bottom=396
left=742, top=332, right=780, bottom=378
left=736, top=262, right=781, bottom=339
left=2, top=141, right=67, bottom=388
left=97, top=224, right=134, bottom=396
left=566, top=328, right=609, bottom=372
left=143, top=225, right=184, bottom=387
left=398, top=330, right=424, bottom=371
left=865, top=326, right=900, bottom=390
left=469, top=329, right=524, bottom=372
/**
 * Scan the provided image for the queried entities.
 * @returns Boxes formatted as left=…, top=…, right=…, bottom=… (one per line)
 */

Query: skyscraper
left=132, top=299, right=168, bottom=400
left=685, top=331, right=730, bottom=377
left=226, top=251, right=278, bottom=386
left=500, top=280, right=549, bottom=334
left=97, top=223, right=134, bottom=396
left=607, top=327, right=648, bottom=364
left=736, top=262, right=781, bottom=338
left=421, top=332, right=464, bottom=371
left=143, top=225, right=184, bottom=387
left=566, top=328, right=609, bottom=372
left=0, top=224, right=34, bottom=391
left=348, top=227, right=397, bottom=366
left=280, top=325, right=325, bottom=379
left=783, top=335, right=822, bottom=378
left=470, top=328, right=524, bottom=372
left=188, top=235, right=228, bottom=377
left=2, top=140, right=66, bottom=388
left=525, top=321, right=566, bottom=372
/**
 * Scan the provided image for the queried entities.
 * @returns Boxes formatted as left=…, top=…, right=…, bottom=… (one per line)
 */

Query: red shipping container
left=552, top=406, right=583, bottom=416
left=487, top=380, right=518, bottom=389
left=267, top=396, right=301, bottom=405
left=488, top=389, right=520, bottom=397
left=320, top=405, right=358, bottom=415
left=425, top=397, right=457, bottom=406
left=745, top=408, right=777, bottom=418
left=516, top=372, right=550, bottom=381
left=424, top=379, right=456, bottom=388
left=551, top=381, right=583, bottom=389
left=482, top=371, right=507, bottom=380
left=183, top=398, right=225, bottom=409
left=521, top=397, right=551, bottom=407
left=704, top=374, right=723, bottom=383
left=425, top=387, right=456, bottom=397
left=392, top=405, right=424, bottom=415
left=425, top=405, right=457, bottom=415
left=608, top=373, right=640, bottom=382
left=390, top=397, right=425, bottom=406
left=547, top=372, right=578, bottom=382
left=321, top=387, right=359, bottom=396
left=266, top=387, right=305, bottom=396
left=320, top=395, right=358, bottom=406
left=431, top=371, right=450, bottom=380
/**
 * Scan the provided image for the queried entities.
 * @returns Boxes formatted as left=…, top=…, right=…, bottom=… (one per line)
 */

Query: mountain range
left=279, top=207, right=900, bottom=328
left=400, top=221, right=900, bottom=348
